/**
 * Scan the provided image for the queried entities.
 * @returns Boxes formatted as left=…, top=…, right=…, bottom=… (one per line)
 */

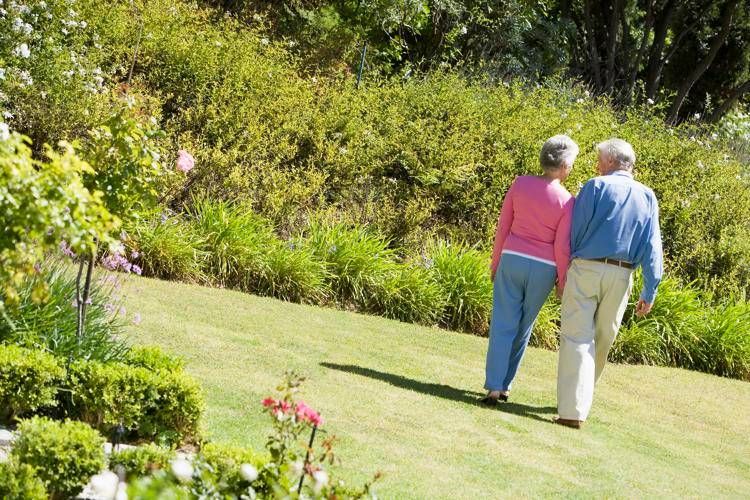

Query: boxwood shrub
left=12, top=417, right=106, bottom=500
left=68, top=358, right=204, bottom=445
left=0, top=344, right=65, bottom=423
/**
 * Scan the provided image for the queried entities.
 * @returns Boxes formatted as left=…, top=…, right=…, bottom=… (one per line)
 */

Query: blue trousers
left=484, top=252, right=557, bottom=392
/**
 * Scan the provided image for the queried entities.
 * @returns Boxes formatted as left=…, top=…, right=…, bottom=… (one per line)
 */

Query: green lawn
left=124, top=276, right=750, bottom=498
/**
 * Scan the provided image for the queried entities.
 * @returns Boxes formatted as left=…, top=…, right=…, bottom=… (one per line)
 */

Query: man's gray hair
left=539, top=135, right=580, bottom=171
left=597, top=138, right=636, bottom=170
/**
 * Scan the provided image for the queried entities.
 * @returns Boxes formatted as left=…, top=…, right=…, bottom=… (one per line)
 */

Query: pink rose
left=176, top=150, right=195, bottom=173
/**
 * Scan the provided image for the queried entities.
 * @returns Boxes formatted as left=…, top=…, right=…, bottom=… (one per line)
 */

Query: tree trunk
left=75, top=259, right=85, bottom=342
left=627, top=0, right=655, bottom=101
left=584, top=0, right=603, bottom=89
left=667, top=0, right=738, bottom=124
left=710, top=79, right=750, bottom=122
left=645, top=0, right=677, bottom=100
left=605, top=0, right=623, bottom=94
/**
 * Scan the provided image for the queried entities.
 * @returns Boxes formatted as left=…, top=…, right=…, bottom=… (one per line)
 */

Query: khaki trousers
left=557, top=259, right=633, bottom=421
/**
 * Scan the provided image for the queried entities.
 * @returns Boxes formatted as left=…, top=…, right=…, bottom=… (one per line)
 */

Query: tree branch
left=710, top=79, right=750, bottom=122
left=667, top=0, right=739, bottom=123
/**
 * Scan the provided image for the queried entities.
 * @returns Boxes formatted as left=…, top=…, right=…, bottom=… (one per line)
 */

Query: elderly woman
left=481, top=135, right=578, bottom=404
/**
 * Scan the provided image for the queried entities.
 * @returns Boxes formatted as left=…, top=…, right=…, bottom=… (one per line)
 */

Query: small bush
left=426, top=242, right=493, bottom=334
left=110, top=443, right=175, bottom=480
left=123, top=345, right=185, bottom=373
left=69, top=359, right=204, bottom=445
left=12, top=417, right=106, bottom=500
left=0, top=460, right=47, bottom=500
left=198, top=442, right=269, bottom=496
left=0, top=345, right=65, bottom=423
left=306, top=221, right=398, bottom=306
left=125, top=213, right=207, bottom=283
left=0, top=259, right=129, bottom=363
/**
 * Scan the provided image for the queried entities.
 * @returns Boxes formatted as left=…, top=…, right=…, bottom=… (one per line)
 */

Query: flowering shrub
left=0, top=0, right=112, bottom=146
left=121, top=374, right=379, bottom=499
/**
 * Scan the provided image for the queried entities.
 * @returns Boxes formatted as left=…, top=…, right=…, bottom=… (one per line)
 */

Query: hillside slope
left=124, top=276, right=750, bottom=498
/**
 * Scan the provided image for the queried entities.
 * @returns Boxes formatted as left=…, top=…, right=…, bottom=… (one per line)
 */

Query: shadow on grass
left=320, top=362, right=556, bottom=424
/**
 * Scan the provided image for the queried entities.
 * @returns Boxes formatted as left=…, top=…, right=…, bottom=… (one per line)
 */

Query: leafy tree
left=0, top=129, right=117, bottom=306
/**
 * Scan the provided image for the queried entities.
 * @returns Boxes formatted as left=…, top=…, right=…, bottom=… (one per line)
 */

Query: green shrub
left=0, top=345, right=65, bottom=423
left=198, top=442, right=269, bottom=496
left=0, top=259, right=129, bottom=363
left=0, top=0, right=113, bottom=149
left=69, top=359, right=204, bottom=445
left=0, top=460, right=47, bottom=500
left=125, top=213, right=207, bottom=283
left=426, top=242, right=493, bottom=334
left=123, top=345, right=185, bottom=373
left=12, top=417, right=106, bottom=500
left=110, top=443, right=175, bottom=480
left=306, top=221, right=398, bottom=306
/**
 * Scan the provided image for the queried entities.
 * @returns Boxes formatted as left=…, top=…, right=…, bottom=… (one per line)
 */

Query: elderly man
left=555, top=138, right=663, bottom=429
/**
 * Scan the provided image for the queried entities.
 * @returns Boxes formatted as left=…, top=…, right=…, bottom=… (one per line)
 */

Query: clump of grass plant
left=0, top=259, right=129, bottom=363
left=125, top=212, right=207, bottom=283
left=426, top=241, right=493, bottom=334
left=305, top=221, right=398, bottom=307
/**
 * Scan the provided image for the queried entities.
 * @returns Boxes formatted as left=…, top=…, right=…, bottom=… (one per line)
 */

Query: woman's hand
left=556, top=285, right=564, bottom=300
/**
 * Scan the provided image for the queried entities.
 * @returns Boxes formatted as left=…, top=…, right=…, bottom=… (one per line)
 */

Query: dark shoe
left=553, top=417, right=583, bottom=429
left=479, top=393, right=509, bottom=406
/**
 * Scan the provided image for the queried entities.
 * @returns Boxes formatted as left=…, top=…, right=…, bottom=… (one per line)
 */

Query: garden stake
left=356, top=42, right=367, bottom=89
left=297, top=424, right=318, bottom=493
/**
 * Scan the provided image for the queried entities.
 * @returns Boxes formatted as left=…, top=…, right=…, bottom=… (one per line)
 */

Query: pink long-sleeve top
left=490, top=176, right=575, bottom=289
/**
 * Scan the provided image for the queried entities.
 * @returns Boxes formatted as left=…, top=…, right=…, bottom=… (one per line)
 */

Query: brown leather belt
left=588, top=257, right=634, bottom=269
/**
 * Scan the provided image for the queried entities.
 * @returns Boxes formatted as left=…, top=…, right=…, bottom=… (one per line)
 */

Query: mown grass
left=123, top=276, right=750, bottom=498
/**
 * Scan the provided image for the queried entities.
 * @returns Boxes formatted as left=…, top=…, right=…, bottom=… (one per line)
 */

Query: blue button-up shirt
left=570, top=170, right=663, bottom=303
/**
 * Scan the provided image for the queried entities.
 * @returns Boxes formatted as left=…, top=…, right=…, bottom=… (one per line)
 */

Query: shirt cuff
left=639, top=288, right=657, bottom=304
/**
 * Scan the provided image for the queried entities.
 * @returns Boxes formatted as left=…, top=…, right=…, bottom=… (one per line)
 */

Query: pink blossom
left=261, top=397, right=277, bottom=408
left=176, top=150, right=195, bottom=173
left=295, top=400, right=323, bottom=427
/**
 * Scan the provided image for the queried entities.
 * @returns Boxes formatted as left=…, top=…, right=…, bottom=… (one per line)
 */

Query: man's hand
left=635, top=299, right=653, bottom=317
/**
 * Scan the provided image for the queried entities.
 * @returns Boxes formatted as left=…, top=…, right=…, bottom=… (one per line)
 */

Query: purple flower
left=132, top=264, right=142, bottom=275
left=133, top=313, right=142, bottom=325
left=119, top=306, right=127, bottom=316
left=131, top=251, right=140, bottom=260
left=60, top=240, right=76, bottom=258
left=33, top=262, right=42, bottom=273
left=104, top=303, right=116, bottom=314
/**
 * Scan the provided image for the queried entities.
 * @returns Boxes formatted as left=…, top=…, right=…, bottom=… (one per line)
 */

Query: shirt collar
left=608, top=170, right=633, bottom=178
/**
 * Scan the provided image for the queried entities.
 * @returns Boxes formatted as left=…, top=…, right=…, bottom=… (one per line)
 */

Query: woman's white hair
left=539, top=135, right=580, bottom=171
left=597, top=138, right=636, bottom=170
